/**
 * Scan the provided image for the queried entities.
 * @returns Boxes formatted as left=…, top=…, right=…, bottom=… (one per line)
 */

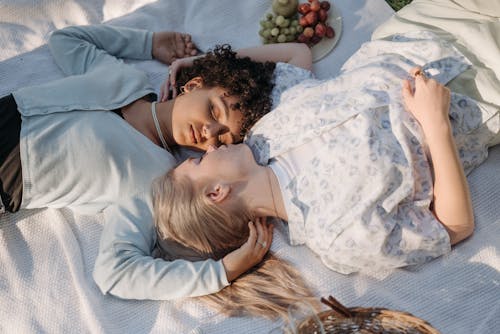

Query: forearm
left=95, top=202, right=230, bottom=300
left=234, top=43, right=312, bottom=71
left=425, top=122, right=474, bottom=245
left=49, top=25, right=153, bottom=75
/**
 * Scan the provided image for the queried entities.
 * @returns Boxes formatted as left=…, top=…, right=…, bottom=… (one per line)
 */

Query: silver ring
left=258, top=241, right=267, bottom=248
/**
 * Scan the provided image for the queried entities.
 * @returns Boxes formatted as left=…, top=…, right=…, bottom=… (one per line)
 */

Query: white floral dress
left=245, top=31, right=500, bottom=274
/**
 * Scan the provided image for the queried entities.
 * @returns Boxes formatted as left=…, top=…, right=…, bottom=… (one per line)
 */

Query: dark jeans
left=0, top=94, right=22, bottom=213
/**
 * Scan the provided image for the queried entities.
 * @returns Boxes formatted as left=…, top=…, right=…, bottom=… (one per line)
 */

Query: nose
left=202, top=122, right=225, bottom=141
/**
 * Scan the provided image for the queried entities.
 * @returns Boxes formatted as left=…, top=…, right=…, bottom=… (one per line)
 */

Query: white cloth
left=8, top=1, right=498, bottom=334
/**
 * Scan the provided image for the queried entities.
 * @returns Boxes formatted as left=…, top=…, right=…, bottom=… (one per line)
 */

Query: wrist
left=421, top=117, right=452, bottom=141
left=222, top=256, right=238, bottom=282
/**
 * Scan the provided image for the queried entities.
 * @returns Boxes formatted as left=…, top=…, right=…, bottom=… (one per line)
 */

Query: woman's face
left=171, top=84, right=244, bottom=151
left=174, top=144, right=257, bottom=188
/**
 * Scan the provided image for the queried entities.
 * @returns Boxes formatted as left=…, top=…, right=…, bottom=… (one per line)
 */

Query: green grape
left=260, top=20, right=267, bottom=28
left=291, top=19, right=299, bottom=27
left=271, top=27, right=280, bottom=36
left=266, top=13, right=274, bottom=20
left=286, top=34, right=296, bottom=42
left=289, top=27, right=296, bottom=35
left=277, top=34, right=287, bottom=43
left=296, top=25, right=303, bottom=33
left=280, top=19, right=290, bottom=28
left=281, top=28, right=290, bottom=35
left=264, top=21, right=274, bottom=29
left=275, top=15, right=285, bottom=26
left=262, top=29, right=272, bottom=38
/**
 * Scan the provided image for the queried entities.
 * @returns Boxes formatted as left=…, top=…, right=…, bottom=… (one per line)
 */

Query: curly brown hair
left=176, top=44, right=276, bottom=139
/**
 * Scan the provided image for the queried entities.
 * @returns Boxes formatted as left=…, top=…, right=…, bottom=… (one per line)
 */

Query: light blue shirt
left=13, top=25, right=229, bottom=299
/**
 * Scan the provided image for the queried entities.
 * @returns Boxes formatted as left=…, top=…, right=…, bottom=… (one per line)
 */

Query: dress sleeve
left=48, top=24, right=153, bottom=76
left=270, top=62, right=314, bottom=108
left=93, top=197, right=230, bottom=300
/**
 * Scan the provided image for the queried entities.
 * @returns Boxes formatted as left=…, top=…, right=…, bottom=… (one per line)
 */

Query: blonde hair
left=152, top=170, right=318, bottom=320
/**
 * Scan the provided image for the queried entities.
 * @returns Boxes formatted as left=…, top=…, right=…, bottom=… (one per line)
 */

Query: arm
left=94, top=198, right=229, bottom=300
left=94, top=198, right=273, bottom=299
left=402, top=69, right=474, bottom=245
left=231, top=43, right=312, bottom=71
left=160, top=43, right=312, bottom=101
left=49, top=25, right=153, bottom=76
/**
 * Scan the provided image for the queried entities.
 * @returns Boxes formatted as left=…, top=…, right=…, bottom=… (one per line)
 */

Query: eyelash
left=209, top=102, right=217, bottom=121
left=209, top=102, right=225, bottom=145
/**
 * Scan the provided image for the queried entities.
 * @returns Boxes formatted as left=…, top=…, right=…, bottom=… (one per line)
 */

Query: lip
left=190, top=125, right=198, bottom=144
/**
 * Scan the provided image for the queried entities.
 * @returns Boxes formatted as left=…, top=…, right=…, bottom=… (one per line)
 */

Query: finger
left=401, top=80, right=414, bottom=111
left=247, top=221, right=257, bottom=245
left=402, top=79, right=413, bottom=97
left=409, top=66, right=423, bottom=78
left=264, top=223, right=274, bottom=250
left=255, top=219, right=264, bottom=245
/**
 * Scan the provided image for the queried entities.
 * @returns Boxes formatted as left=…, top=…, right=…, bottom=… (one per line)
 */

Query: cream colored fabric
left=372, top=0, right=500, bottom=111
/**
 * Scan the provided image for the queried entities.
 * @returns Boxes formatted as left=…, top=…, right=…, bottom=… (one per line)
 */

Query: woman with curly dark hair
left=161, top=43, right=313, bottom=140
left=1, top=24, right=313, bottom=301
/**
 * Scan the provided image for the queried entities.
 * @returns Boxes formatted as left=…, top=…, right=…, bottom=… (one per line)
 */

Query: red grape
left=304, top=11, right=318, bottom=25
left=325, top=25, right=335, bottom=38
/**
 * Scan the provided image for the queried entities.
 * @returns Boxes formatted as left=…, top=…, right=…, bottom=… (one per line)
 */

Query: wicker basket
left=293, top=296, right=440, bottom=334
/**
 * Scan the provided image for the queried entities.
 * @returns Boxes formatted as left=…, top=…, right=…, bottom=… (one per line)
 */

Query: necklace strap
left=151, top=101, right=170, bottom=152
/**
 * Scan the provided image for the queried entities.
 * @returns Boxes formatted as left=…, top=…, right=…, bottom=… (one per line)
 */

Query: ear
left=206, top=183, right=231, bottom=204
left=183, top=76, right=204, bottom=92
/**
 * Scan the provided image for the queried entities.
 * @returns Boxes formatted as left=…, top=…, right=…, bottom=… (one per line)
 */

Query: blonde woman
left=153, top=31, right=500, bottom=318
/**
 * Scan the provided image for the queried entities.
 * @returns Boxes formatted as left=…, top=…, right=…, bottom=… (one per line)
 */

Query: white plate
left=309, top=2, right=342, bottom=62
left=260, top=1, right=342, bottom=62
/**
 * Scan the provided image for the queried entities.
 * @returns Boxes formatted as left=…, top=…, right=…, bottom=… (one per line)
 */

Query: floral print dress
left=245, top=31, right=500, bottom=274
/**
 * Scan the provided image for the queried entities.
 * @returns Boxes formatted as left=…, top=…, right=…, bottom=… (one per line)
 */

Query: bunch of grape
left=297, top=0, right=335, bottom=46
left=259, top=12, right=303, bottom=44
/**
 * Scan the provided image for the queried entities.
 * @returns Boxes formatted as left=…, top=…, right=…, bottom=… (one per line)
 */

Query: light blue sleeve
left=14, top=25, right=156, bottom=116
left=48, top=24, right=153, bottom=76
left=93, top=196, right=230, bottom=300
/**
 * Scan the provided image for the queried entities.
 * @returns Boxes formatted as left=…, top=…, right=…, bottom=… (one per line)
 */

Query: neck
left=154, top=101, right=176, bottom=148
left=246, top=166, right=288, bottom=221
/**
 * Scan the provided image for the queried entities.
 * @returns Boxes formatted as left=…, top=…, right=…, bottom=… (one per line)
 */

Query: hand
left=152, top=31, right=198, bottom=65
left=159, top=55, right=201, bottom=102
left=222, top=218, right=274, bottom=282
left=402, top=67, right=451, bottom=136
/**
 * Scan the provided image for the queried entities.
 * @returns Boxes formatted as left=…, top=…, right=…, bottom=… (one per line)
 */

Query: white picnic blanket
left=1, top=1, right=499, bottom=333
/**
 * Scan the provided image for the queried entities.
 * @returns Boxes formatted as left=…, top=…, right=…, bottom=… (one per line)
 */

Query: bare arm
left=402, top=68, right=474, bottom=245
left=222, top=218, right=274, bottom=282
left=232, top=43, right=312, bottom=71
left=160, top=43, right=312, bottom=101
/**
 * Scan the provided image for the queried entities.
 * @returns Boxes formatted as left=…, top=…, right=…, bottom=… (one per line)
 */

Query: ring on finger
left=257, top=241, right=267, bottom=248
left=413, top=69, right=425, bottom=78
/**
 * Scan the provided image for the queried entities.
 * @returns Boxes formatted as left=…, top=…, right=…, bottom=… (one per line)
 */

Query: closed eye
left=209, top=101, right=217, bottom=121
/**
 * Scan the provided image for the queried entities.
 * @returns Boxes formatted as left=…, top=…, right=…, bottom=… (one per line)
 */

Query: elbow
left=48, top=26, right=74, bottom=48
left=449, top=217, right=475, bottom=245
left=291, top=43, right=313, bottom=72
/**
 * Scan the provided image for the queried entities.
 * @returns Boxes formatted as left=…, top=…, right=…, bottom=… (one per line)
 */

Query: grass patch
left=385, top=0, right=412, bottom=11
